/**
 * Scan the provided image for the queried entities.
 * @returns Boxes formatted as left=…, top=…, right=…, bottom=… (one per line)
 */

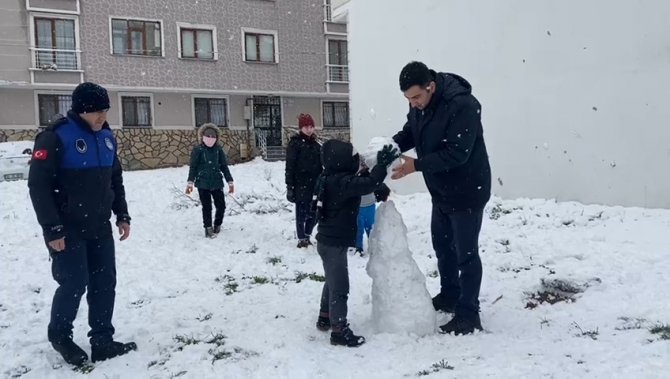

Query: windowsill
left=323, top=126, right=351, bottom=129
left=326, top=80, right=349, bottom=84
left=179, top=56, right=218, bottom=62
left=243, top=60, right=278, bottom=65
left=121, top=125, right=153, bottom=129
left=29, top=68, right=83, bottom=73
left=111, top=53, right=164, bottom=59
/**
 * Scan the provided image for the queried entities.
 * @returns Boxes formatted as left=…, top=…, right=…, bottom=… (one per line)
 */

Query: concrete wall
left=350, top=0, right=670, bottom=208
left=282, top=97, right=323, bottom=127
left=0, top=0, right=31, bottom=83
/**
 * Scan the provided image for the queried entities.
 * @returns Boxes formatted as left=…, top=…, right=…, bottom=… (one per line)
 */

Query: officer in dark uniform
left=28, top=82, right=136, bottom=366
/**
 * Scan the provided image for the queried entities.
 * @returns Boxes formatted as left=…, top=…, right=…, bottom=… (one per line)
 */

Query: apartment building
left=0, top=0, right=349, bottom=167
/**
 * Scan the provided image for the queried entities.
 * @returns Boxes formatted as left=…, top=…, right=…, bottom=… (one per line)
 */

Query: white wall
left=350, top=0, right=670, bottom=208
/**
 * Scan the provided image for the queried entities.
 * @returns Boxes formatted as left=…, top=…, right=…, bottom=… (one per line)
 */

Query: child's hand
left=185, top=182, right=194, bottom=195
left=377, top=144, right=400, bottom=167
left=228, top=182, right=235, bottom=194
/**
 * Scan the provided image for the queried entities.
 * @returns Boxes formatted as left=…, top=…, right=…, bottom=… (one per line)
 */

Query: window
left=111, top=18, right=162, bottom=56
left=244, top=32, right=276, bottom=62
left=327, top=39, right=348, bottom=82
left=323, top=102, right=349, bottom=128
left=34, top=18, right=77, bottom=70
left=38, top=94, right=71, bottom=126
left=194, top=98, right=227, bottom=127
left=180, top=28, right=215, bottom=59
left=328, top=40, right=347, bottom=66
left=121, top=96, right=152, bottom=127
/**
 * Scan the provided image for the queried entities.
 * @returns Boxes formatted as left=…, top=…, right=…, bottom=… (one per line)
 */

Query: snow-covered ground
left=1, top=158, right=669, bottom=378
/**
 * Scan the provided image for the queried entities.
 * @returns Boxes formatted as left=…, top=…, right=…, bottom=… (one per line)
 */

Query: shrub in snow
left=366, top=201, right=436, bottom=336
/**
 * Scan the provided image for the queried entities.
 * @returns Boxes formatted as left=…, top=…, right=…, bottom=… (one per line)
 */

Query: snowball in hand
left=366, top=201, right=436, bottom=336
left=361, top=137, right=401, bottom=172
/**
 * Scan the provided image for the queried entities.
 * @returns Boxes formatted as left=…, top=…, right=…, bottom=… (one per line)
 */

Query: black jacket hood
left=429, top=71, right=472, bottom=109
left=321, top=139, right=359, bottom=175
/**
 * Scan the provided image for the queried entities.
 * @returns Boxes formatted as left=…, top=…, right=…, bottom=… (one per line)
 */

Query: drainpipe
left=245, top=97, right=253, bottom=159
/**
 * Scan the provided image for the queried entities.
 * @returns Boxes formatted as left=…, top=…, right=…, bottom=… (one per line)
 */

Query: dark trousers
left=48, top=232, right=116, bottom=347
left=295, top=200, right=316, bottom=240
left=199, top=188, right=226, bottom=228
left=317, top=243, right=349, bottom=327
left=431, top=205, right=484, bottom=318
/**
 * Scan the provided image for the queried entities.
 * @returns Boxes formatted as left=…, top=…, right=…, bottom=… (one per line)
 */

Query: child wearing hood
left=186, top=123, right=235, bottom=237
left=312, top=140, right=398, bottom=347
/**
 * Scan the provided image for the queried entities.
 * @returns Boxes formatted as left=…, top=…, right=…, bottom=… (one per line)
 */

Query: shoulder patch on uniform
left=32, top=149, right=48, bottom=160
left=104, top=137, right=114, bottom=151
left=75, top=138, right=87, bottom=154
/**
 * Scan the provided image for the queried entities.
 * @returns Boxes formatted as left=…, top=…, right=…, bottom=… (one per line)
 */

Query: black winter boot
left=213, top=225, right=221, bottom=234
left=330, top=325, right=365, bottom=347
left=439, top=314, right=483, bottom=335
left=297, top=239, right=310, bottom=248
left=205, top=227, right=215, bottom=238
left=432, top=293, right=456, bottom=313
left=316, top=315, right=331, bottom=331
left=51, top=339, right=88, bottom=366
left=91, top=341, right=137, bottom=362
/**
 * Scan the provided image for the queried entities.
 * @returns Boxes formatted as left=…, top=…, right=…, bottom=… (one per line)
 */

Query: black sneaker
left=330, top=325, right=365, bottom=347
left=316, top=316, right=331, bottom=331
left=432, top=293, right=456, bottom=313
left=439, top=314, right=483, bottom=335
left=297, top=239, right=309, bottom=248
left=213, top=225, right=221, bottom=234
left=354, top=248, right=365, bottom=257
left=51, top=339, right=88, bottom=366
left=91, top=341, right=137, bottom=363
left=205, top=227, right=215, bottom=238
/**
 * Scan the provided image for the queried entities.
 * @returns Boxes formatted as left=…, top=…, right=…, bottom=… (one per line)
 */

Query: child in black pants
left=186, top=123, right=234, bottom=237
left=312, top=140, right=398, bottom=347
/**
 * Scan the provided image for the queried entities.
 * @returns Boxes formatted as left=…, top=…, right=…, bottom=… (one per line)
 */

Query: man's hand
left=185, top=182, right=194, bottom=195
left=118, top=222, right=131, bottom=241
left=228, top=182, right=235, bottom=194
left=48, top=237, right=65, bottom=252
left=391, top=155, right=416, bottom=180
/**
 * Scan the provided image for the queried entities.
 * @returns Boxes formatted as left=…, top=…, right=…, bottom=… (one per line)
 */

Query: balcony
left=29, top=47, right=83, bottom=84
left=327, top=64, right=349, bottom=83
left=31, top=47, right=80, bottom=70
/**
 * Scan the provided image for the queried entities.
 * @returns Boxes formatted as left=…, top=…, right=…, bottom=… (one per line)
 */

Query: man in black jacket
left=391, top=61, right=492, bottom=335
left=28, top=82, right=136, bottom=365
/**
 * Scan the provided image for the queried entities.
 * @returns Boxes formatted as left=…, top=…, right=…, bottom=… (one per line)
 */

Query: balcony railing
left=30, top=47, right=80, bottom=71
left=324, top=2, right=332, bottom=21
left=327, top=64, right=349, bottom=83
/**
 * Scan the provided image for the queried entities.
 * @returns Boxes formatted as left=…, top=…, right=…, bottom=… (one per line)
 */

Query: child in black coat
left=312, top=139, right=398, bottom=347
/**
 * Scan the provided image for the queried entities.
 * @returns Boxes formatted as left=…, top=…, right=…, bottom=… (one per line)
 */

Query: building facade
left=0, top=0, right=350, bottom=168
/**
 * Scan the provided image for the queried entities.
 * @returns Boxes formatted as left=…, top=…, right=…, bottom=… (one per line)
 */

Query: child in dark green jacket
left=186, top=123, right=234, bottom=237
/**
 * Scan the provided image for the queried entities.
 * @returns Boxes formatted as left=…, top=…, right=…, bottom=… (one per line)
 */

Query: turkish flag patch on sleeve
left=32, top=149, right=48, bottom=160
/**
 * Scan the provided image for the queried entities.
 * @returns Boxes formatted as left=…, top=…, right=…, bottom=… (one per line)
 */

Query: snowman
left=362, top=137, right=436, bottom=336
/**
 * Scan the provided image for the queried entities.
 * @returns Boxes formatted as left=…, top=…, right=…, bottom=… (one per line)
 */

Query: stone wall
left=0, top=128, right=254, bottom=170
left=114, top=128, right=253, bottom=170
left=0, top=129, right=39, bottom=142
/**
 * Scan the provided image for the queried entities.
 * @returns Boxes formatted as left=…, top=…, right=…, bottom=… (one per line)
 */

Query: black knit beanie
left=71, top=82, right=110, bottom=114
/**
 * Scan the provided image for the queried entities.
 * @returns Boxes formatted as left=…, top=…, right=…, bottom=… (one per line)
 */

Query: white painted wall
left=349, top=0, right=670, bottom=208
